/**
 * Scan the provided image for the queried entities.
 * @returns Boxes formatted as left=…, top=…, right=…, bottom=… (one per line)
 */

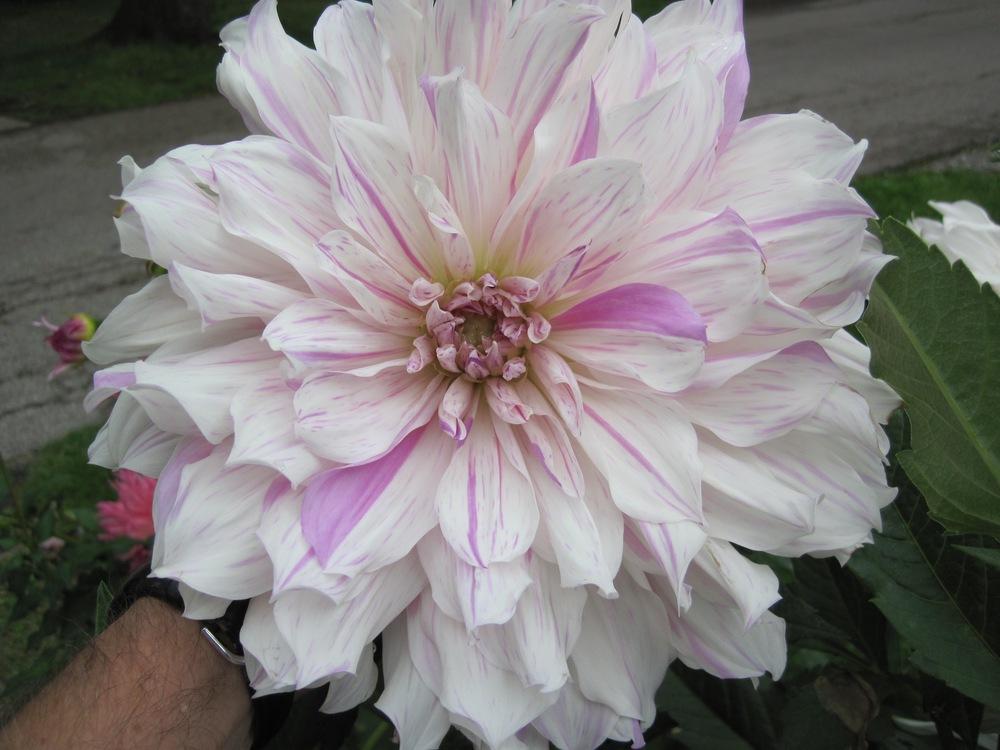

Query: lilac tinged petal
left=376, top=616, right=451, bottom=750
left=413, top=175, right=476, bottom=280
left=533, top=684, right=620, bottom=750
left=421, top=72, right=516, bottom=254
left=229, top=372, right=325, bottom=487
left=88, top=393, right=180, bottom=477
left=681, top=342, right=840, bottom=447
left=526, top=346, right=583, bottom=435
left=263, top=298, right=412, bottom=373
left=84, top=276, right=201, bottom=365
left=329, top=117, right=439, bottom=279
left=549, top=283, right=706, bottom=392
left=319, top=645, right=379, bottom=713
left=518, top=412, right=586, bottom=498
left=605, top=60, right=722, bottom=211
left=313, top=1, right=383, bottom=121
left=274, top=558, right=425, bottom=687
left=820, top=330, right=900, bottom=424
left=302, top=427, right=452, bottom=575
left=572, top=575, right=672, bottom=725
left=217, top=18, right=269, bottom=135
left=428, top=0, right=509, bottom=90
left=240, top=0, right=346, bottom=161
left=578, top=388, right=703, bottom=524
left=514, top=158, right=645, bottom=276
left=151, top=442, right=272, bottom=600
left=594, top=15, right=658, bottom=108
left=476, top=556, right=586, bottom=692
left=417, top=530, right=532, bottom=629
left=436, top=412, right=539, bottom=567
left=629, top=519, right=707, bottom=612
left=487, top=3, right=605, bottom=159
left=170, top=263, right=308, bottom=327
left=689, top=539, right=781, bottom=630
left=531, top=457, right=622, bottom=597
left=294, top=369, right=446, bottom=465
left=407, top=593, right=558, bottom=748
left=132, top=337, right=278, bottom=444
left=439, top=377, right=478, bottom=440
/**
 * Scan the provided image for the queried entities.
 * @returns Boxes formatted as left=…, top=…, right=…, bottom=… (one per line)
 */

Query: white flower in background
left=84, top=0, right=899, bottom=746
left=909, top=200, right=1000, bottom=292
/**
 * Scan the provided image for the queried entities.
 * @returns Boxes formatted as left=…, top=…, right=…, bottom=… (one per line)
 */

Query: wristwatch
left=108, top=565, right=293, bottom=748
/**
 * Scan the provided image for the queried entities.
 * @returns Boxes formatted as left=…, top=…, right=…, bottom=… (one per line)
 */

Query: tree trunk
left=100, top=0, right=216, bottom=45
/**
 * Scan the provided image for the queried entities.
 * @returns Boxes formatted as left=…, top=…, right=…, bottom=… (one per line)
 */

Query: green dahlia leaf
left=849, top=485, right=1000, bottom=709
left=858, top=219, right=1000, bottom=535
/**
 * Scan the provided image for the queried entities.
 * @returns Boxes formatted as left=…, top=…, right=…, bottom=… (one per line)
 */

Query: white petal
left=533, top=683, right=620, bottom=750
left=476, top=556, right=586, bottom=692
left=820, top=330, right=899, bottom=423
left=314, top=1, right=384, bottom=120
left=241, top=595, right=298, bottom=694
left=88, top=393, right=179, bottom=477
left=294, top=368, right=446, bottom=464
left=689, top=539, right=781, bottom=629
left=428, top=0, right=509, bottom=89
left=320, top=644, right=378, bottom=713
left=628, top=519, right=707, bottom=612
left=170, top=262, right=308, bottom=327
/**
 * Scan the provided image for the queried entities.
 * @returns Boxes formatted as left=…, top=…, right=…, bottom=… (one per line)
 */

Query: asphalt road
left=1, top=0, right=998, bottom=460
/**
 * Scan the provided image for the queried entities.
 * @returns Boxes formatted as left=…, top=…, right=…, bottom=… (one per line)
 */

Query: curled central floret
left=406, top=273, right=551, bottom=381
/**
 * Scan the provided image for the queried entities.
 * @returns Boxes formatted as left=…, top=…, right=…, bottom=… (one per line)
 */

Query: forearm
left=0, top=598, right=251, bottom=750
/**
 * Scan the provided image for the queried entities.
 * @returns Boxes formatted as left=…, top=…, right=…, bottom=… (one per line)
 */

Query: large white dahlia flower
left=85, top=0, right=900, bottom=746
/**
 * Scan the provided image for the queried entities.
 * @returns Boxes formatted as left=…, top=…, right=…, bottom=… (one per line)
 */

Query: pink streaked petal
left=526, top=346, right=584, bottom=436
left=88, top=393, right=180, bottom=477
left=417, top=529, right=532, bottom=629
left=170, top=263, right=308, bottom=327
left=375, top=617, right=451, bottom=750
left=533, top=683, right=620, bottom=750
left=680, top=341, right=840, bottom=447
left=476, top=555, right=586, bottom=692
left=490, top=81, right=601, bottom=263
left=294, top=368, right=447, bottom=465
left=689, top=539, right=781, bottom=630
left=628, top=519, right=707, bottom=612
left=302, top=426, right=452, bottom=576
left=329, top=117, right=440, bottom=280
left=316, top=230, right=423, bottom=328
left=436, top=412, right=539, bottom=568
left=605, top=59, right=722, bottom=213
left=151, top=442, right=273, bottom=600
left=84, top=363, right=136, bottom=412
left=421, top=72, right=517, bottom=254
left=274, top=557, right=425, bottom=687
left=240, top=0, right=346, bottom=162
left=485, top=379, right=533, bottom=425
left=313, top=1, right=384, bottom=121
left=578, top=388, right=703, bottom=525
left=530, top=457, right=622, bottom=597
left=614, top=209, right=767, bottom=342
left=519, top=412, right=586, bottom=498
left=132, top=337, right=279, bottom=444
left=407, top=592, right=558, bottom=748
left=84, top=276, right=201, bottom=366
left=594, top=15, right=658, bottom=108
left=549, top=283, right=706, bottom=393
left=263, top=298, right=412, bottom=373
left=439, top=377, right=478, bottom=440
left=572, top=575, right=672, bottom=726
left=428, top=0, right=509, bottom=90
left=486, top=3, right=605, bottom=160
left=412, top=175, right=476, bottom=280
left=228, top=372, right=325, bottom=487
left=515, top=158, right=645, bottom=277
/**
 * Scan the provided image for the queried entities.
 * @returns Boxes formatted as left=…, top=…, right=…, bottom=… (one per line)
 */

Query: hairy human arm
left=0, top=597, right=252, bottom=750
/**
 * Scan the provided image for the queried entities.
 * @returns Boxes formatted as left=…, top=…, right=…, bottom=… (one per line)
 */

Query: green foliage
left=858, top=220, right=1000, bottom=534
left=856, top=169, right=1000, bottom=226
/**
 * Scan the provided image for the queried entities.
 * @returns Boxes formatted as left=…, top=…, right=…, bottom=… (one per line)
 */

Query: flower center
left=406, top=273, right=551, bottom=382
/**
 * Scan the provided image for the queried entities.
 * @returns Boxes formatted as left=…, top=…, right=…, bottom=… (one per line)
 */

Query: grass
left=0, top=0, right=333, bottom=123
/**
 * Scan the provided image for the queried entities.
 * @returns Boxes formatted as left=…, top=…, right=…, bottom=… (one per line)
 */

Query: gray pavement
left=1, top=0, right=999, bottom=461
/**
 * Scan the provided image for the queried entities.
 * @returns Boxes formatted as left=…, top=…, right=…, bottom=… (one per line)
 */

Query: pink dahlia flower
left=35, top=313, right=97, bottom=379
left=98, top=469, right=157, bottom=572
left=85, top=0, right=899, bottom=745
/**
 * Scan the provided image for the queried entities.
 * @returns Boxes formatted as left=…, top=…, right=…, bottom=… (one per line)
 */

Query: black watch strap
left=108, top=565, right=293, bottom=748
